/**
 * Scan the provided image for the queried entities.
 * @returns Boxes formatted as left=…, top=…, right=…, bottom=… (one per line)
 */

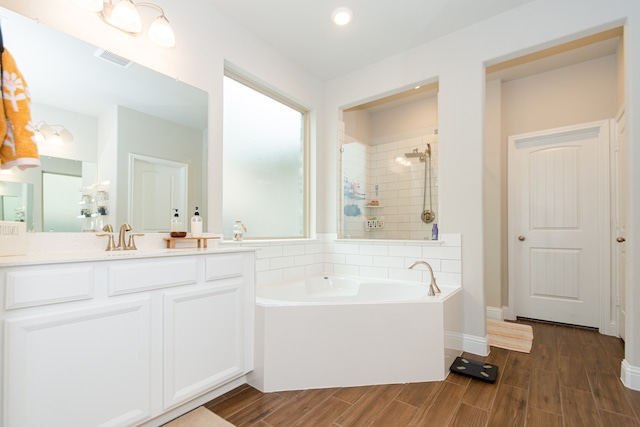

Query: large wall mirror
left=339, top=83, right=439, bottom=240
left=0, top=6, right=208, bottom=232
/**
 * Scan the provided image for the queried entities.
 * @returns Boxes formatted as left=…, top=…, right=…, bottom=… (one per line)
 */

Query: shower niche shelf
left=365, top=219, right=384, bottom=230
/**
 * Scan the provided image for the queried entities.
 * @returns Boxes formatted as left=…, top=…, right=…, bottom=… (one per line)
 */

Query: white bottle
left=191, top=207, right=203, bottom=237
left=171, top=209, right=183, bottom=232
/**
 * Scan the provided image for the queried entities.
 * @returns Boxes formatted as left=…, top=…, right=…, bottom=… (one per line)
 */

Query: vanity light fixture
left=33, top=122, right=74, bottom=145
left=332, top=7, right=353, bottom=26
left=72, top=0, right=176, bottom=48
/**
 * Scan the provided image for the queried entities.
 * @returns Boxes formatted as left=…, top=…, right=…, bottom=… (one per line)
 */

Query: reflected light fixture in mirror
left=33, top=122, right=74, bottom=145
left=73, top=0, right=176, bottom=48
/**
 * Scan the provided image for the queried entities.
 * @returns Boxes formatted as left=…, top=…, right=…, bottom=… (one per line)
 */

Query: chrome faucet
left=408, top=260, right=442, bottom=296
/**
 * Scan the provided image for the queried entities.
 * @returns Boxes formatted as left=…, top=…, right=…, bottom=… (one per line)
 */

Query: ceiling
left=206, top=0, right=620, bottom=112
left=206, top=0, right=539, bottom=81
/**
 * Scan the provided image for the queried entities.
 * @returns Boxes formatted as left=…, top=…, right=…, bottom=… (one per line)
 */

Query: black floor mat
left=449, top=356, right=498, bottom=383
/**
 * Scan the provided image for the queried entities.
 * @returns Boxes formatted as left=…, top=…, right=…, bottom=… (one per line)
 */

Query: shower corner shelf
left=364, top=204, right=384, bottom=208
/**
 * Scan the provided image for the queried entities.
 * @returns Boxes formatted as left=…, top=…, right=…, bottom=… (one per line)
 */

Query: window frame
left=223, top=69, right=310, bottom=239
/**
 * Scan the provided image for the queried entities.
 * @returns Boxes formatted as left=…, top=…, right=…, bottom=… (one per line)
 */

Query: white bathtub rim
left=255, top=274, right=460, bottom=306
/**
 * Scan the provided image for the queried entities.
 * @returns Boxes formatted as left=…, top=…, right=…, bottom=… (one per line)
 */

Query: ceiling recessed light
left=332, top=7, right=352, bottom=26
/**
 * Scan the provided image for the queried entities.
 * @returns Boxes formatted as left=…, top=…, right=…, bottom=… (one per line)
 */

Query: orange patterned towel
left=0, top=48, right=40, bottom=170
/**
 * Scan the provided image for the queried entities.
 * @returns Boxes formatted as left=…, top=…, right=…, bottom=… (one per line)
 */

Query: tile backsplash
left=225, top=233, right=462, bottom=287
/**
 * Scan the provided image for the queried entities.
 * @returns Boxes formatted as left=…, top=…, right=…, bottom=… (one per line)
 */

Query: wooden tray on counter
left=163, top=237, right=220, bottom=249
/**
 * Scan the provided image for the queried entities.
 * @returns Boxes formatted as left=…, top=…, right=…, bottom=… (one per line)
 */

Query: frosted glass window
left=223, top=75, right=307, bottom=239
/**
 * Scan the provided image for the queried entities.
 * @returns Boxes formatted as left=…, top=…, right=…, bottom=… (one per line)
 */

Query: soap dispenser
left=171, top=209, right=183, bottom=232
left=190, top=207, right=203, bottom=237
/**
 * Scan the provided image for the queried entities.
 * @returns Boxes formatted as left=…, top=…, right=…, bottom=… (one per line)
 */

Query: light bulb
left=111, top=0, right=142, bottom=33
left=148, top=15, right=176, bottom=47
left=34, top=130, right=46, bottom=144
left=332, top=7, right=353, bottom=26
left=49, top=132, right=64, bottom=145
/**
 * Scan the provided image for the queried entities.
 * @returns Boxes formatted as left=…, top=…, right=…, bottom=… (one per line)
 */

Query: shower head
left=404, top=152, right=424, bottom=158
left=404, top=144, right=431, bottom=160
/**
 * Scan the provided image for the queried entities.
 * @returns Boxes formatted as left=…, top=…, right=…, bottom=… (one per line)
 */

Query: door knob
left=518, top=235, right=526, bottom=241
left=617, top=237, right=626, bottom=243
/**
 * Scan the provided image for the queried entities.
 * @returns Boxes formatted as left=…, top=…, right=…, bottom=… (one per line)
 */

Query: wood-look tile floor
left=204, top=320, right=640, bottom=426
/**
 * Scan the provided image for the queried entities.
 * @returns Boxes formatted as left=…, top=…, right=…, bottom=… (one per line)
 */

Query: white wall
left=323, top=0, right=640, bottom=384
left=502, top=54, right=618, bottom=137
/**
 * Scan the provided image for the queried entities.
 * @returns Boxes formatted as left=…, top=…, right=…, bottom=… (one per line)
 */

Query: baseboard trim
left=463, top=334, right=490, bottom=357
left=502, top=305, right=516, bottom=320
left=621, top=359, right=640, bottom=391
left=486, top=306, right=503, bottom=321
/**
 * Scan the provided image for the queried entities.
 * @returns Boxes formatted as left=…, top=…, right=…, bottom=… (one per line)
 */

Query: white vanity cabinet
left=0, top=250, right=255, bottom=427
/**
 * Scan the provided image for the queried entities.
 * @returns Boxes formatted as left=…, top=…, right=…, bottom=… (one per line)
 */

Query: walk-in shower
left=405, top=137, right=436, bottom=224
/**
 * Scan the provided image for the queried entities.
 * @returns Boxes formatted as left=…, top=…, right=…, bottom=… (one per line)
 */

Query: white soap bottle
left=171, top=209, right=183, bottom=232
left=191, top=207, right=203, bottom=237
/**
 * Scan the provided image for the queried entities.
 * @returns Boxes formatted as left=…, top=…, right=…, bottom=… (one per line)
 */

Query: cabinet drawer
left=5, top=266, right=94, bottom=310
left=205, top=254, right=244, bottom=281
left=109, top=257, right=198, bottom=296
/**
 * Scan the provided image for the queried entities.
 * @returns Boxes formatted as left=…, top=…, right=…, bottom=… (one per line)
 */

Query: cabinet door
left=163, top=282, right=244, bottom=409
left=4, top=299, right=152, bottom=427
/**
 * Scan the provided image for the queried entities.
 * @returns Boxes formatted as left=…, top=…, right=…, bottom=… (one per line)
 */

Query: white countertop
left=0, top=232, right=257, bottom=267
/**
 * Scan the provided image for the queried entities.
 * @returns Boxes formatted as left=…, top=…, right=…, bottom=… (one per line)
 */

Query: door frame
left=506, top=120, right=612, bottom=334
left=128, top=153, right=189, bottom=232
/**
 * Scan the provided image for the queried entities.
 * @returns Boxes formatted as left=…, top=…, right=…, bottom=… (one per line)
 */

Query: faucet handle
left=102, top=224, right=113, bottom=232
left=96, top=232, right=116, bottom=251
left=126, top=233, right=145, bottom=250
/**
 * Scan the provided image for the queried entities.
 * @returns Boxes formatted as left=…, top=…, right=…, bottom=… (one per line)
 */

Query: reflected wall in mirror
left=339, top=83, right=439, bottom=240
left=1, top=156, right=96, bottom=232
left=0, top=6, right=208, bottom=233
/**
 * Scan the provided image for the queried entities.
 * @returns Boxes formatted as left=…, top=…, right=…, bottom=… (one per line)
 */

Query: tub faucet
left=408, top=260, right=441, bottom=296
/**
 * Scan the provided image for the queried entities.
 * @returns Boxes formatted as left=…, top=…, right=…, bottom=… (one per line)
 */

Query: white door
left=129, top=154, right=188, bottom=232
left=614, top=110, right=627, bottom=340
left=508, top=121, right=610, bottom=328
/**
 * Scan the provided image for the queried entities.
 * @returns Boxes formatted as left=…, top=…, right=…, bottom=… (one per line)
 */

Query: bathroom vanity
left=0, top=248, right=255, bottom=427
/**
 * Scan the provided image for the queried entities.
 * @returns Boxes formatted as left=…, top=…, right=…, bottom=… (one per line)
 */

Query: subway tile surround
left=228, top=233, right=462, bottom=287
